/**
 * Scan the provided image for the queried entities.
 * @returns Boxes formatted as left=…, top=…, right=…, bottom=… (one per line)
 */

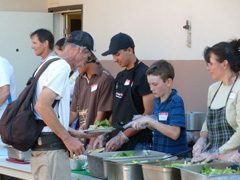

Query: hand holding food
left=192, top=137, right=207, bottom=157
left=191, top=148, right=219, bottom=163
left=93, top=133, right=108, bottom=149
left=106, top=131, right=129, bottom=151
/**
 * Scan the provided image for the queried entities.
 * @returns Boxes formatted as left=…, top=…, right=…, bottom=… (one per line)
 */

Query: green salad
left=110, top=151, right=133, bottom=157
left=165, top=161, right=205, bottom=167
left=200, top=165, right=240, bottom=175
left=89, top=119, right=113, bottom=130
left=131, top=160, right=148, bottom=163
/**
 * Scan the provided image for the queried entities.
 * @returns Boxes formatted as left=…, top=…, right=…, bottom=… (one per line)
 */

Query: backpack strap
left=26, top=58, right=60, bottom=85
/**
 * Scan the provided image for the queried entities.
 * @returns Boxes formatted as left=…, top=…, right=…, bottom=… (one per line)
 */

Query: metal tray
left=105, top=157, right=161, bottom=180
left=179, top=162, right=240, bottom=180
left=141, top=159, right=191, bottom=180
left=87, top=150, right=167, bottom=179
left=5, top=146, right=31, bottom=161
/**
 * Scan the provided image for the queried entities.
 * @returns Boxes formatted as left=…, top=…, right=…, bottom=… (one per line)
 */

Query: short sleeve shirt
left=114, top=61, right=152, bottom=114
left=71, top=63, right=114, bottom=129
left=152, top=89, right=188, bottom=156
left=0, top=56, right=16, bottom=118
left=33, top=56, right=71, bottom=132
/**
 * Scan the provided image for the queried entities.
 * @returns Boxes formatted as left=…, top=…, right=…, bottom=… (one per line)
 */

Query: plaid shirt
left=152, top=89, right=188, bottom=156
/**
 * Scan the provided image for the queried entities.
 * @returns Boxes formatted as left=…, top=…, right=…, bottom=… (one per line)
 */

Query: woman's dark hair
left=146, top=60, right=175, bottom=82
left=30, top=29, right=54, bottom=50
left=203, top=39, right=240, bottom=73
left=55, top=38, right=66, bottom=51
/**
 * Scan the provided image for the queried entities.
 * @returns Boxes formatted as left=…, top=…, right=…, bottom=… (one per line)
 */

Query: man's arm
left=0, top=85, right=10, bottom=106
left=123, top=93, right=155, bottom=137
left=35, top=87, right=85, bottom=157
left=69, top=111, right=78, bottom=125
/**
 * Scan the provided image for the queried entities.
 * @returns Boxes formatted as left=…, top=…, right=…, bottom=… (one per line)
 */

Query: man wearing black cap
left=30, top=29, right=95, bottom=180
left=95, top=32, right=154, bottom=151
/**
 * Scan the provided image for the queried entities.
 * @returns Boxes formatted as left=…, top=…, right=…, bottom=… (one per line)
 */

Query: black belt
left=31, top=132, right=66, bottom=151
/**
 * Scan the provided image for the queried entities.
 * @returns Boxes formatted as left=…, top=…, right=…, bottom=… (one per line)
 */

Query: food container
left=69, top=155, right=87, bottom=171
left=5, top=146, right=31, bottom=161
left=179, top=162, right=240, bottom=180
left=87, top=150, right=166, bottom=179
left=141, top=159, right=191, bottom=180
left=106, top=157, right=160, bottom=180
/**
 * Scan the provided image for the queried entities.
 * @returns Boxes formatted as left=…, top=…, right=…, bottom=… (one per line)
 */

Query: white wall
left=0, top=12, right=53, bottom=95
left=49, top=0, right=240, bottom=60
left=0, top=0, right=47, bottom=12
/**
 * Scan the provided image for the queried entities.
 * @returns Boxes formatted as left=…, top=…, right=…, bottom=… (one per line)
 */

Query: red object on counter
left=6, top=158, right=30, bottom=164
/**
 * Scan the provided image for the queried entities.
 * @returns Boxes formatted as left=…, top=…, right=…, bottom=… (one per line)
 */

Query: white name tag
left=159, top=112, right=168, bottom=121
left=229, top=91, right=236, bottom=100
left=91, top=84, right=98, bottom=92
left=116, top=92, right=123, bottom=98
left=124, top=79, right=130, bottom=86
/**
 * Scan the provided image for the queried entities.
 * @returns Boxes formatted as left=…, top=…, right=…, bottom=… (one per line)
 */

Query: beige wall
left=49, top=0, right=240, bottom=61
left=0, top=0, right=47, bottom=11
left=101, top=59, right=215, bottom=113
left=48, top=0, right=238, bottom=112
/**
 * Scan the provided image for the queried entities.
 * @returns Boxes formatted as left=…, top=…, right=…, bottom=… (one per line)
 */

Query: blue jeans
left=134, top=142, right=151, bottom=150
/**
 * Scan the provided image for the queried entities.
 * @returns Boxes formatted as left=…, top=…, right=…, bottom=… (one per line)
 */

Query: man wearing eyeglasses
left=30, top=29, right=94, bottom=180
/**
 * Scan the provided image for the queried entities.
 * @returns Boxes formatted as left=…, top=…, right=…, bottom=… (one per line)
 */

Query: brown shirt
left=71, top=63, right=114, bottom=129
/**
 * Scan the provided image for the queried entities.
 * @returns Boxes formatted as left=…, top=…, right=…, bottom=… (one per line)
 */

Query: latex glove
left=93, top=133, right=108, bottom=149
left=86, top=144, right=93, bottom=151
left=192, top=137, right=207, bottom=157
left=191, top=149, right=219, bottom=163
left=123, top=115, right=157, bottom=130
left=106, top=131, right=129, bottom=151
left=218, top=153, right=240, bottom=163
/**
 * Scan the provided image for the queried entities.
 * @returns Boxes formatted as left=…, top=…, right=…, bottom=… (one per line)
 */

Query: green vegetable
left=164, top=161, right=205, bottom=167
left=95, top=119, right=113, bottom=129
left=165, top=161, right=192, bottom=167
left=110, top=151, right=133, bottom=157
left=131, top=160, right=148, bottom=164
left=200, top=165, right=240, bottom=175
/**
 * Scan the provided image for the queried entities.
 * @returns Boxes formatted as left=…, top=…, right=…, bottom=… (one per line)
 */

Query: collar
left=80, top=62, right=104, bottom=77
left=41, top=51, right=56, bottom=63
left=155, top=89, right=177, bottom=104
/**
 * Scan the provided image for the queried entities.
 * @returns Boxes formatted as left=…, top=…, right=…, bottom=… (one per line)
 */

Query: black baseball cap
left=65, top=30, right=100, bottom=60
left=102, top=32, right=135, bottom=56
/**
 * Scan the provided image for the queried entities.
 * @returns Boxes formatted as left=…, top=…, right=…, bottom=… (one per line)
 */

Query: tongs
left=160, top=148, right=193, bottom=161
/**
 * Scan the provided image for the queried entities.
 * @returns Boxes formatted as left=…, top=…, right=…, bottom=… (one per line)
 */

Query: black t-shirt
left=115, top=62, right=152, bottom=114
left=114, top=61, right=152, bottom=144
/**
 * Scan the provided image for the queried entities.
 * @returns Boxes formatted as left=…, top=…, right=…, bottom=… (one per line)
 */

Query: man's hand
left=63, top=136, right=85, bottom=158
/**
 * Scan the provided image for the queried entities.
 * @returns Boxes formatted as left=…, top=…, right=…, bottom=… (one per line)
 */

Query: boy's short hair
left=146, top=60, right=175, bottom=82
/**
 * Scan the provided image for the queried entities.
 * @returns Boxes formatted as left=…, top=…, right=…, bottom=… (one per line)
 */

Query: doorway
left=49, top=5, right=82, bottom=40
left=64, top=12, right=82, bottom=36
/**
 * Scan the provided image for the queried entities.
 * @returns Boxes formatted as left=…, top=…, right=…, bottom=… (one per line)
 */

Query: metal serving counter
left=0, top=146, right=102, bottom=180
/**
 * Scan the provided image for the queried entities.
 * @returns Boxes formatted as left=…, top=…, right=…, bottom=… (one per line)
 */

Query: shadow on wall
left=101, top=60, right=215, bottom=112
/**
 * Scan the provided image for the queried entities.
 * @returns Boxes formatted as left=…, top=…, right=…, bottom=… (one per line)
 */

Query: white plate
left=83, top=128, right=115, bottom=134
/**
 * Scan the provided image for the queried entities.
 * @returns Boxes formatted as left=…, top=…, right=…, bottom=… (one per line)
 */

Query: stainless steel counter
left=0, top=146, right=102, bottom=180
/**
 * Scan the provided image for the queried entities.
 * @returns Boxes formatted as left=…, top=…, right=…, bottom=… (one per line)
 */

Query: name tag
left=159, top=112, right=168, bottom=121
left=229, top=91, right=236, bottom=100
left=124, top=79, right=130, bottom=86
left=91, top=84, right=98, bottom=92
left=116, top=92, right=123, bottom=98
